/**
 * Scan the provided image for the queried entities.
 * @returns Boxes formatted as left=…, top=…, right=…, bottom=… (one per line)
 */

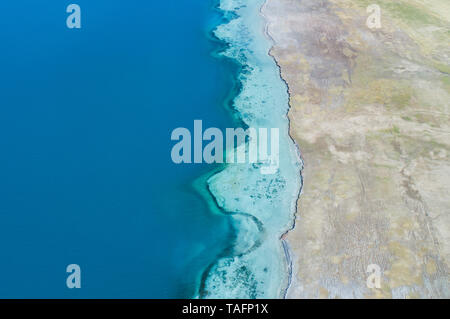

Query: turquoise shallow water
left=200, top=0, right=302, bottom=298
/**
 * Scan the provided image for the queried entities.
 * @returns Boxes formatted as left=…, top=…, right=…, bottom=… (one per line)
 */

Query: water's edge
left=196, top=0, right=303, bottom=298
left=260, top=1, right=306, bottom=298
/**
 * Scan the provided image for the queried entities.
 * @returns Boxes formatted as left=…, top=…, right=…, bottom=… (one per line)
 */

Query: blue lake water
left=0, top=1, right=237, bottom=298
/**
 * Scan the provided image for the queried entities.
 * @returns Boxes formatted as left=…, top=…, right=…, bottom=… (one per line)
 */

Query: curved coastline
left=197, top=0, right=303, bottom=298
left=260, top=0, right=305, bottom=299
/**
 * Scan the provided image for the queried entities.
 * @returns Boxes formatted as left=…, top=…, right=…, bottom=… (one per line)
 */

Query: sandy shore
left=263, top=0, right=450, bottom=298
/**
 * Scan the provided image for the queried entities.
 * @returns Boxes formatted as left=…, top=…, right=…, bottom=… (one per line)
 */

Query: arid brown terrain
left=263, top=0, right=450, bottom=298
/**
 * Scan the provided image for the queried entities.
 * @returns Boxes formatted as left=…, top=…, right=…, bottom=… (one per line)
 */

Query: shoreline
left=260, top=0, right=305, bottom=299
left=198, top=0, right=303, bottom=298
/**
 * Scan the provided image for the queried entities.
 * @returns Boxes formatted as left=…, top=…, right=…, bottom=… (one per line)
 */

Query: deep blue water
left=0, top=1, right=236, bottom=298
